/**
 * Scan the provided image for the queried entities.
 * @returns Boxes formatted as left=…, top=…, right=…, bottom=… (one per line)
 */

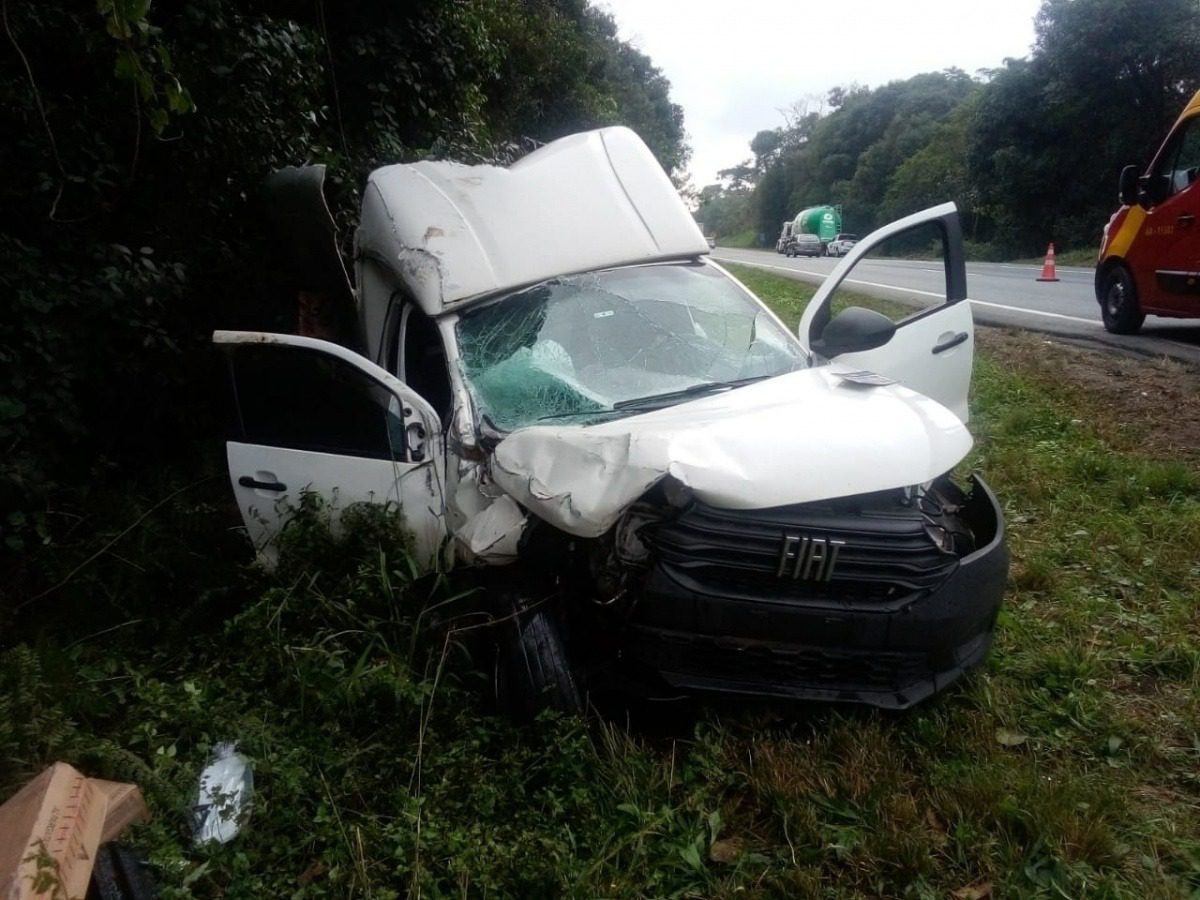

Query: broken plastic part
left=450, top=463, right=529, bottom=564
left=455, top=494, right=528, bottom=562
left=192, top=742, right=253, bottom=845
left=836, top=370, right=896, bottom=386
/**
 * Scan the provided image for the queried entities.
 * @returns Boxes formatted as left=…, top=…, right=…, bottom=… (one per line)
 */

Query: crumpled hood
left=491, top=365, right=973, bottom=538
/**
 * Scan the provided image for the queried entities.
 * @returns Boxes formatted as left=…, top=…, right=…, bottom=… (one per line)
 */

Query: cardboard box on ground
left=0, top=763, right=149, bottom=900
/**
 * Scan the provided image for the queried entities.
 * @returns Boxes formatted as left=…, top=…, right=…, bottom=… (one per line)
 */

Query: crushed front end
left=572, top=473, right=1007, bottom=709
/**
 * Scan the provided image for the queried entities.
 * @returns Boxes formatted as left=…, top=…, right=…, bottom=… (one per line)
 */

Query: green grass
left=718, top=228, right=759, bottom=249
left=725, top=262, right=814, bottom=327
left=725, top=262, right=914, bottom=325
left=2, top=269, right=1199, bottom=897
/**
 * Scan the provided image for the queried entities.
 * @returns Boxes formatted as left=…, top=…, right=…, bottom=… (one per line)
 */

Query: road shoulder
left=977, top=326, right=1200, bottom=465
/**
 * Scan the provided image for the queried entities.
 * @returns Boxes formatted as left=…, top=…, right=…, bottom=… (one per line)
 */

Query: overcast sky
left=600, top=0, right=1044, bottom=187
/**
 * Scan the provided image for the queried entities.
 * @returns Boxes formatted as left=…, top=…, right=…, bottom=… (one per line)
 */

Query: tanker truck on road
left=778, top=205, right=843, bottom=256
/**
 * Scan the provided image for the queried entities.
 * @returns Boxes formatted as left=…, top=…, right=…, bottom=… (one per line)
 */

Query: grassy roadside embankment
left=715, top=229, right=759, bottom=249
left=2, top=265, right=1198, bottom=897
left=1005, top=247, right=1098, bottom=268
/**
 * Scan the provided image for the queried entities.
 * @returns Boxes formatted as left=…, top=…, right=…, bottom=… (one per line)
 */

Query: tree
left=750, top=128, right=783, bottom=172
left=750, top=69, right=978, bottom=239
left=717, top=160, right=757, bottom=192
left=826, top=82, right=866, bottom=110
left=0, top=0, right=692, bottom=559
left=694, top=182, right=754, bottom=239
left=732, top=0, right=1200, bottom=258
left=881, top=95, right=979, bottom=226
left=968, top=0, right=1200, bottom=253
left=480, top=1, right=688, bottom=177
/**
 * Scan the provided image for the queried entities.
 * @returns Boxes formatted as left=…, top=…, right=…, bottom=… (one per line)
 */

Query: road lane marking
left=716, top=255, right=1200, bottom=351
left=967, top=299, right=1096, bottom=324
left=712, top=256, right=1101, bottom=325
left=715, top=252, right=1092, bottom=275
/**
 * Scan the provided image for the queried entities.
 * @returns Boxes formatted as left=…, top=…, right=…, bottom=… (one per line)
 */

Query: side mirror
left=811, top=306, right=897, bottom=357
left=1140, top=172, right=1172, bottom=208
left=1118, top=165, right=1140, bottom=207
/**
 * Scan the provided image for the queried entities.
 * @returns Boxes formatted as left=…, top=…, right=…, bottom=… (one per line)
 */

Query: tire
left=1099, top=265, right=1145, bottom=334
left=495, top=601, right=582, bottom=721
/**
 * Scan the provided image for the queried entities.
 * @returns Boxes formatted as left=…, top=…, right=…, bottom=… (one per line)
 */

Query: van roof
left=355, top=127, right=709, bottom=316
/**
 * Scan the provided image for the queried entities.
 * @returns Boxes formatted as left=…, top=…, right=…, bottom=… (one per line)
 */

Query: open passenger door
left=215, top=331, right=446, bottom=567
left=796, top=203, right=974, bottom=422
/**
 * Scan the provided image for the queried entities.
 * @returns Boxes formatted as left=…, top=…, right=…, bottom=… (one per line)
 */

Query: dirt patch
left=977, top=326, right=1200, bottom=465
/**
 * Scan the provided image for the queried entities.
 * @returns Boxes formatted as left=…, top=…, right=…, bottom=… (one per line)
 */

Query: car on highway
left=828, top=233, right=859, bottom=257
left=219, top=127, right=1007, bottom=715
left=1097, top=88, right=1200, bottom=334
left=785, top=233, right=824, bottom=257
left=775, top=220, right=794, bottom=253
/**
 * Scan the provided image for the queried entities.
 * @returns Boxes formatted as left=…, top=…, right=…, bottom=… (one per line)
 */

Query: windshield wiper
left=536, top=406, right=625, bottom=422
left=535, top=375, right=777, bottom=422
left=612, top=375, right=772, bottom=411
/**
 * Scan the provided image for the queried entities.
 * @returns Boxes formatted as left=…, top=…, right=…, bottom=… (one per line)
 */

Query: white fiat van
left=218, top=128, right=1007, bottom=713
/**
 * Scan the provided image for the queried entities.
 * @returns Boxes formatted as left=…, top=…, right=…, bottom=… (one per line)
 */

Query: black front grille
left=630, top=626, right=931, bottom=695
left=643, top=495, right=958, bottom=607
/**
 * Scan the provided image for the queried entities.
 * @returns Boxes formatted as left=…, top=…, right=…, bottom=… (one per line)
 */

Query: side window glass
left=1154, top=118, right=1200, bottom=198
left=229, top=345, right=406, bottom=461
left=824, top=221, right=950, bottom=324
left=400, top=306, right=453, bottom=421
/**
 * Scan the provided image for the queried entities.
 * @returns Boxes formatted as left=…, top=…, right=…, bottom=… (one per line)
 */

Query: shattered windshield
left=455, top=262, right=806, bottom=430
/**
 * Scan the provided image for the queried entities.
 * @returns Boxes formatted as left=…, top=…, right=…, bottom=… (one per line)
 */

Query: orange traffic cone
left=1036, top=243, right=1060, bottom=282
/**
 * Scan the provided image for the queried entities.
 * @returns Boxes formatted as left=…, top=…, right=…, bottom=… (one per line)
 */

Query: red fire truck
left=1097, top=90, right=1200, bottom=333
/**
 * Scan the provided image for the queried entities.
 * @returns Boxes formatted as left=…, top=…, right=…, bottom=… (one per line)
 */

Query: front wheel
left=1099, top=265, right=1145, bottom=334
left=495, top=600, right=582, bottom=721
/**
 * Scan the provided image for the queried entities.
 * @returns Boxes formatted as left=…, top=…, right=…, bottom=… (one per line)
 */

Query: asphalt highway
left=712, top=247, right=1200, bottom=366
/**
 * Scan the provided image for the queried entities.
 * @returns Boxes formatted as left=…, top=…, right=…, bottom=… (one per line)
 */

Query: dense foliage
left=0, top=0, right=686, bottom=575
left=697, top=0, right=1200, bottom=256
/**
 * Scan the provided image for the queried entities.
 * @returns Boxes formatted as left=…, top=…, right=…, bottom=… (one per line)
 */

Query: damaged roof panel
left=356, top=128, right=710, bottom=316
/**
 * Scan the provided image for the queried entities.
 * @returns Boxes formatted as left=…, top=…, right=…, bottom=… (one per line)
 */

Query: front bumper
left=623, top=474, right=1008, bottom=709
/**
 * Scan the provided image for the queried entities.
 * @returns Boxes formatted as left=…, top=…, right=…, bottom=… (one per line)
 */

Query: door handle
left=238, top=475, right=287, bottom=492
left=932, top=332, right=969, bottom=354
left=1179, top=213, right=1196, bottom=227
